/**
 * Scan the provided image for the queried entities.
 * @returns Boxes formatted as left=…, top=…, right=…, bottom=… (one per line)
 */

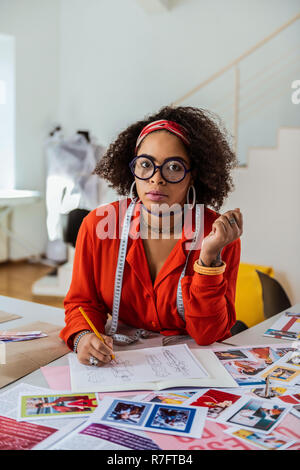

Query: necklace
left=140, top=210, right=184, bottom=235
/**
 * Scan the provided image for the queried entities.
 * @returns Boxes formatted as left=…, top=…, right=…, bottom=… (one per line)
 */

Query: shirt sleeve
left=180, top=237, right=241, bottom=345
left=59, top=215, right=108, bottom=350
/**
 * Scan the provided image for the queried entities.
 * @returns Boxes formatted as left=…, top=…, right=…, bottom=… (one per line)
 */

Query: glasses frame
left=129, top=155, right=192, bottom=184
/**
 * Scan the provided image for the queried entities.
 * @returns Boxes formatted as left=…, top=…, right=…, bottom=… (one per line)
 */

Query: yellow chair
left=235, top=263, right=274, bottom=328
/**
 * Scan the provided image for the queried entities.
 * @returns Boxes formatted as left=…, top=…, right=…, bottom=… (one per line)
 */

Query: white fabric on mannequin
left=45, top=130, right=105, bottom=262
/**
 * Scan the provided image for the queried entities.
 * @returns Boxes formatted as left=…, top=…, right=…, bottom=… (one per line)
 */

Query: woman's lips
left=146, top=192, right=167, bottom=201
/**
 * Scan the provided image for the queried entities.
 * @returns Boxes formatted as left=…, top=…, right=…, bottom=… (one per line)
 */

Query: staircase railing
left=171, top=13, right=300, bottom=158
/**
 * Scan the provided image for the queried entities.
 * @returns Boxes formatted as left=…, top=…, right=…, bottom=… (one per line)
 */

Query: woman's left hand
left=200, top=208, right=243, bottom=266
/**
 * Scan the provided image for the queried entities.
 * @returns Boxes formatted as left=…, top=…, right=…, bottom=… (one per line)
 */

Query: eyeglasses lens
left=133, top=157, right=186, bottom=182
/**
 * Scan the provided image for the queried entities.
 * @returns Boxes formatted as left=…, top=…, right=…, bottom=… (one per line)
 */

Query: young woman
left=60, top=106, right=243, bottom=367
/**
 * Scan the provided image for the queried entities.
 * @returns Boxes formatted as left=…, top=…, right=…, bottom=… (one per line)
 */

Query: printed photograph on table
left=225, top=428, right=296, bottom=450
left=248, top=347, right=281, bottom=365
left=225, top=398, right=289, bottom=434
left=19, top=392, right=99, bottom=419
left=214, top=349, right=248, bottom=361
left=278, top=393, right=300, bottom=404
left=145, top=404, right=196, bottom=433
left=213, top=345, right=291, bottom=386
left=286, top=351, right=300, bottom=367
left=188, top=389, right=242, bottom=420
left=291, top=404, right=300, bottom=418
left=222, top=360, right=266, bottom=386
left=264, top=330, right=299, bottom=341
left=263, top=312, right=300, bottom=341
left=102, top=400, right=152, bottom=426
left=215, top=346, right=281, bottom=365
left=94, top=397, right=207, bottom=439
left=140, top=390, right=197, bottom=405
left=250, top=386, right=288, bottom=399
left=261, top=366, right=300, bottom=384
left=274, top=346, right=297, bottom=357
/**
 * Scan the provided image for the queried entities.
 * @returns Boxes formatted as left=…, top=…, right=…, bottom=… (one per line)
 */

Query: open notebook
left=69, top=344, right=238, bottom=392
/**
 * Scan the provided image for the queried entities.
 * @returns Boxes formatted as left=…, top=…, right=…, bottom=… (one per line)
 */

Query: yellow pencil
left=79, top=306, right=115, bottom=360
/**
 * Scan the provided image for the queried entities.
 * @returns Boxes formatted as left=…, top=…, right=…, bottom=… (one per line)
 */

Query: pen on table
left=78, top=306, right=115, bottom=360
left=264, top=374, right=270, bottom=398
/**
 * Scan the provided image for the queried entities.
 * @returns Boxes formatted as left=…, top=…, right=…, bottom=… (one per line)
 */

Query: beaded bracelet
left=73, top=330, right=92, bottom=353
left=193, top=259, right=226, bottom=275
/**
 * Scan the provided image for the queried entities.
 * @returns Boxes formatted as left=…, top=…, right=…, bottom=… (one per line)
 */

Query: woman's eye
left=169, top=164, right=180, bottom=171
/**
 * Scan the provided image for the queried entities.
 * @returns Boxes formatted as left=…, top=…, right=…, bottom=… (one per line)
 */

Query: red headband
left=135, top=119, right=190, bottom=153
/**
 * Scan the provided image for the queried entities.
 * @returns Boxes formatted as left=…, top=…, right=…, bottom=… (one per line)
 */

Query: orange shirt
left=60, top=198, right=241, bottom=349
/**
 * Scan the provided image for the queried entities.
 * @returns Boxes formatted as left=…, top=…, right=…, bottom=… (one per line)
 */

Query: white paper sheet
left=91, top=396, right=207, bottom=439
left=69, top=344, right=209, bottom=392
left=224, top=426, right=296, bottom=450
left=0, top=383, right=86, bottom=450
left=49, top=420, right=160, bottom=450
left=218, top=395, right=292, bottom=434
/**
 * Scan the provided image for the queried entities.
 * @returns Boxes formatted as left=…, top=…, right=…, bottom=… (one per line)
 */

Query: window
left=0, top=34, right=15, bottom=189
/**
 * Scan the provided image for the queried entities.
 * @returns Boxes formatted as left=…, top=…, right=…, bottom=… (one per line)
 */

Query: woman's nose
left=150, top=167, right=165, bottom=184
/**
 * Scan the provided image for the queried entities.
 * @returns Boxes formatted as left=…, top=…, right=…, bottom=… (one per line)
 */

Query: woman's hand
left=200, top=208, right=243, bottom=266
left=75, top=332, right=114, bottom=367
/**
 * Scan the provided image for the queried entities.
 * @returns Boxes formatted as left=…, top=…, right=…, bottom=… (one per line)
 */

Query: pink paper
left=40, top=365, right=71, bottom=390
left=145, top=420, right=256, bottom=450
left=40, top=364, right=300, bottom=450
left=146, top=412, right=300, bottom=450
left=274, top=412, right=300, bottom=450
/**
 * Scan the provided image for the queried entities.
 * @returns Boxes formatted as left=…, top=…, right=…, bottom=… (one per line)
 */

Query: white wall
left=0, top=0, right=61, bottom=257
left=222, top=127, right=300, bottom=305
left=0, top=0, right=299, bottom=302
left=58, top=0, right=300, bottom=147
left=57, top=0, right=300, bottom=302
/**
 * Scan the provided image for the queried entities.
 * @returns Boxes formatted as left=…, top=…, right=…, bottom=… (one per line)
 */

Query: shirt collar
left=126, top=199, right=197, bottom=242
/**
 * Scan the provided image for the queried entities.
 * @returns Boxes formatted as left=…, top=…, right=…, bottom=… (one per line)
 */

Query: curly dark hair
left=94, top=106, right=237, bottom=211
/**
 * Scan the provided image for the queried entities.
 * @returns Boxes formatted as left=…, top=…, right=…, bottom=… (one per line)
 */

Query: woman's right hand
left=75, top=332, right=114, bottom=367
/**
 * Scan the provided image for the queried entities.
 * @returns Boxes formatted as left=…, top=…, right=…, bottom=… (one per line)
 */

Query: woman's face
left=135, top=130, right=193, bottom=212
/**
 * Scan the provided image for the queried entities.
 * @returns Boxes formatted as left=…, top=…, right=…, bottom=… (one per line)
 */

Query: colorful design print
left=214, top=350, right=248, bottom=361
left=189, top=389, right=241, bottom=419
left=264, top=313, right=300, bottom=341
left=250, top=387, right=287, bottom=399
left=214, top=345, right=286, bottom=386
left=0, top=416, right=56, bottom=450
left=286, top=352, right=300, bottom=367
left=145, top=405, right=195, bottom=433
left=142, top=391, right=196, bottom=405
left=20, top=393, right=98, bottom=418
left=102, top=400, right=151, bottom=427
left=262, top=366, right=300, bottom=383
left=230, top=428, right=295, bottom=450
left=248, top=347, right=280, bottom=366
left=222, top=360, right=266, bottom=386
left=227, top=399, right=286, bottom=433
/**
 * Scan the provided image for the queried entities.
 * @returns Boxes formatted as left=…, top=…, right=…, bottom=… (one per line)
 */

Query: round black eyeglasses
left=129, top=155, right=192, bottom=184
